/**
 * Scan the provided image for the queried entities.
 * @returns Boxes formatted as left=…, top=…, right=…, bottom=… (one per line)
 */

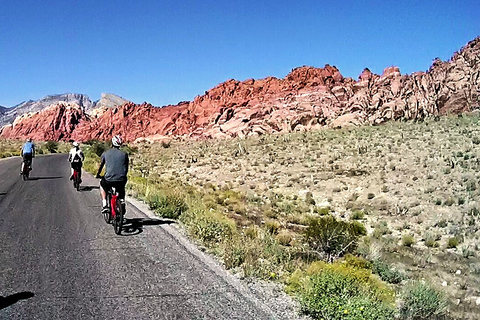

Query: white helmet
left=112, top=135, right=123, bottom=147
left=72, top=141, right=79, bottom=147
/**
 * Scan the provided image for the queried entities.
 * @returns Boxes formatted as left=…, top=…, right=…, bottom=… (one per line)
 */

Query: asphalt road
left=0, top=154, right=278, bottom=320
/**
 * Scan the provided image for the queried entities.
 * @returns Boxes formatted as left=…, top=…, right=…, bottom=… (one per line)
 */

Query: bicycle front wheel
left=113, top=198, right=124, bottom=235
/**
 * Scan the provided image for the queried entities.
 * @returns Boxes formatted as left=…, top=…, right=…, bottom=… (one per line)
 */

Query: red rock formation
left=0, top=102, right=89, bottom=141
left=2, top=37, right=479, bottom=142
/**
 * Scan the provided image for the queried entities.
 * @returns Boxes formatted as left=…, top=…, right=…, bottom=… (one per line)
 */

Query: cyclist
left=68, top=141, right=85, bottom=182
left=20, top=138, right=35, bottom=174
left=95, top=135, right=129, bottom=214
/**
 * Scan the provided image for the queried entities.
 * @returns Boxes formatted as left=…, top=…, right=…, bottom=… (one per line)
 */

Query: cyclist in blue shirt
left=20, top=138, right=35, bottom=174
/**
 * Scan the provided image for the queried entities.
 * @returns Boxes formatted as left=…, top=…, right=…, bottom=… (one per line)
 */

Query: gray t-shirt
left=100, top=148, right=129, bottom=182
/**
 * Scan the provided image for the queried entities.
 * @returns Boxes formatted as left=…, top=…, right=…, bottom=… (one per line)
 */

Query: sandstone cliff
left=1, top=37, right=479, bottom=142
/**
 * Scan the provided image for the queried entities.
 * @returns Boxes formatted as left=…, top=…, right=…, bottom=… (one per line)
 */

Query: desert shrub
left=351, top=209, right=365, bottom=220
left=372, top=259, right=406, bottom=284
left=300, top=262, right=395, bottom=320
left=86, top=140, right=110, bottom=157
left=147, top=190, right=188, bottom=219
left=372, top=220, right=391, bottom=238
left=400, top=281, right=447, bottom=319
left=424, top=232, right=440, bottom=248
left=276, top=229, right=294, bottom=246
left=402, top=235, right=415, bottom=247
left=44, top=140, right=58, bottom=153
left=265, top=219, right=280, bottom=235
left=305, top=192, right=316, bottom=206
left=304, top=216, right=364, bottom=262
left=181, top=208, right=235, bottom=247
left=345, top=254, right=372, bottom=269
left=447, top=237, right=459, bottom=248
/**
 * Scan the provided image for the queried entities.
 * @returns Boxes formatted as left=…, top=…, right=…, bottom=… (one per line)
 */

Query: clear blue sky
left=0, top=0, right=478, bottom=107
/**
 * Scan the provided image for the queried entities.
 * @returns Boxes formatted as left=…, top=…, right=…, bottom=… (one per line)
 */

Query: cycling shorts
left=100, top=177, right=127, bottom=199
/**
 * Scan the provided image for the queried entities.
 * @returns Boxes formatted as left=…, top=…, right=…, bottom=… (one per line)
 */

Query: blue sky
left=0, top=0, right=478, bottom=107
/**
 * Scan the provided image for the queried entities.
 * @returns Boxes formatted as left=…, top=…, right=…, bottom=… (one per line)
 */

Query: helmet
left=72, top=141, right=79, bottom=147
left=112, top=135, right=123, bottom=147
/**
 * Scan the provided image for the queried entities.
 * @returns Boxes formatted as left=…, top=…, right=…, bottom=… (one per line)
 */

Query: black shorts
left=23, top=153, right=33, bottom=165
left=100, top=178, right=127, bottom=199
left=71, top=162, right=82, bottom=170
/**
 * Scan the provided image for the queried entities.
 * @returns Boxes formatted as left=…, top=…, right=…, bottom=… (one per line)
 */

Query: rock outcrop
left=1, top=37, right=479, bottom=142
left=0, top=102, right=89, bottom=141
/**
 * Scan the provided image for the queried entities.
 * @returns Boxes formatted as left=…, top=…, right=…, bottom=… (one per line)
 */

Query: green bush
left=304, top=216, right=363, bottom=262
left=147, top=190, right=188, bottom=219
left=447, top=237, right=459, bottom=248
left=181, top=209, right=235, bottom=247
left=402, top=235, right=415, bottom=247
left=400, top=281, right=447, bottom=319
left=44, top=140, right=58, bottom=153
left=300, top=263, right=395, bottom=320
left=372, top=259, right=406, bottom=284
left=86, top=140, right=110, bottom=157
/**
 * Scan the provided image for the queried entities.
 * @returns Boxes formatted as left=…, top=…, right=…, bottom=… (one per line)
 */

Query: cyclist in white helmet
left=96, top=135, right=129, bottom=214
left=68, top=141, right=85, bottom=181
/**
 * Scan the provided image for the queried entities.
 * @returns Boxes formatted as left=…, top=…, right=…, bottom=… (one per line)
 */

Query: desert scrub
left=304, top=215, right=365, bottom=262
left=298, top=261, right=395, bottom=320
left=372, top=259, right=406, bottom=284
left=147, top=189, right=188, bottom=219
left=447, top=236, right=459, bottom=248
left=402, top=235, right=415, bottom=247
left=399, top=281, right=447, bottom=319
left=180, top=208, right=236, bottom=247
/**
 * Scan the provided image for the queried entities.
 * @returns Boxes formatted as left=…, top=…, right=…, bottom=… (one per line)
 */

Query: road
left=0, top=154, right=279, bottom=320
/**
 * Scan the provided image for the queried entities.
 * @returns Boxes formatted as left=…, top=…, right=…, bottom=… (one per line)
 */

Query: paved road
left=0, top=154, right=278, bottom=320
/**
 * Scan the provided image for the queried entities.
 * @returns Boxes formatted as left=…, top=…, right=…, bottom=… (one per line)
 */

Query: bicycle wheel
left=75, top=172, right=80, bottom=191
left=113, top=198, right=124, bottom=235
left=103, top=194, right=112, bottom=224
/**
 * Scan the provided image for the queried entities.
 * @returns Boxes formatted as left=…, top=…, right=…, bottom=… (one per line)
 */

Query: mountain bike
left=72, top=167, right=81, bottom=191
left=105, top=186, right=125, bottom=235
left=21, top=159, right=31, bottom=181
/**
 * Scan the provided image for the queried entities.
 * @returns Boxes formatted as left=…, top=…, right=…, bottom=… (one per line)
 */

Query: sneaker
left=101, top=206, right=109, bottom=214
left=69, top=175, right=73, bottom=180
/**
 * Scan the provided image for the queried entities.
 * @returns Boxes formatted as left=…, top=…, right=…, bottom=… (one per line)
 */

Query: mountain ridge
left=1, top=36, right=479, bottom=142
left=0, top=93, right=129, bottom=127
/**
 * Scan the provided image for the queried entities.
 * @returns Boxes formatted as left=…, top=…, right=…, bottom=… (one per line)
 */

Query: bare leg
left=100, top=185, right=106, bottom=202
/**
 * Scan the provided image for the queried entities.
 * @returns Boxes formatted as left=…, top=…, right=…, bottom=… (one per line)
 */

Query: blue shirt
left=22, top=142, right=35, bottom=155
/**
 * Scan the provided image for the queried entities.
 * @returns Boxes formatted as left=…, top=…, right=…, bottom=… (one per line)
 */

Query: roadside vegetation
left=3, top=113, right=480, bottom=319
left=0, top=139, right=70, bottom=158
left=119, top=113, right=479, bottom=320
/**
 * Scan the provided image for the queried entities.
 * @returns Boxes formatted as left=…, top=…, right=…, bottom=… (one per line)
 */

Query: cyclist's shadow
left=121, top=218, right=174, bottom=236
left=0, top=291, right=35, bottom=310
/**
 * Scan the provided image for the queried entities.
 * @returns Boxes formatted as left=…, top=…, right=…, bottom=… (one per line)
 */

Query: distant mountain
left=0, top=93, right=128, bottom=127
left=94, top=93, right=129, bottom=110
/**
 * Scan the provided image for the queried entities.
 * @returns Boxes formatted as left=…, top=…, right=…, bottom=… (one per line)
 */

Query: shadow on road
left=0, top=292, right=35, bottom=310
left=0, top=192, right=6, bottom=196
left=79, top=186, right=100, bottom=192
left=27, top=176, right=63, bottom=181
left=121, top=218, right=174, bottom=236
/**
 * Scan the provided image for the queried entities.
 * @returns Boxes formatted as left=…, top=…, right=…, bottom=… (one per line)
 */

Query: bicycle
left=21, top=159, right=32, bottom=181
left=72, top=167, right=81, bottom=191
left=104, top=185, right=125, bottom=235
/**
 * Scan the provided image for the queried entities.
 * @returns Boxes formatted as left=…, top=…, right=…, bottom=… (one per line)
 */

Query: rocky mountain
left=1, top=37, right=479, bottom=142
left=0, top=93, right=128, bottom=128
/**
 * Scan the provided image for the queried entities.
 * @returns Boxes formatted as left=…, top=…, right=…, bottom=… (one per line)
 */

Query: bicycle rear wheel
left=103, top=194, right=112, bottom=224
left=75, top=172, right=80, bottom=191
left=113, top=198, right=124, bottom=235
